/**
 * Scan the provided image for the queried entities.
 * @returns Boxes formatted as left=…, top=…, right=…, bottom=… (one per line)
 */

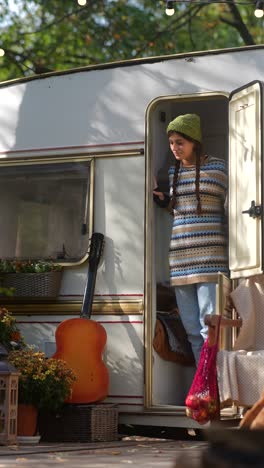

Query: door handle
left=242, top=200, right=262, bottom=219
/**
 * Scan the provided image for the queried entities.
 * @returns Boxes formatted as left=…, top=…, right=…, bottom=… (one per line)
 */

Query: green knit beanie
left=167, top=114, right=202, bottom=143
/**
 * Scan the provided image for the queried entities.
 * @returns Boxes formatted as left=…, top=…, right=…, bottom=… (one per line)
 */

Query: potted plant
left=8, top=348, right=76, bottom=436
left=0, top=307, right=25, bottom=352
left=0, top=259, right=62, bottom=274
left=0, top=259, right=63, bottom=297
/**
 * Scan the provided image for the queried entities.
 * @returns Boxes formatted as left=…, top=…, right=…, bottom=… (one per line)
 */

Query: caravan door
left=229, top=81, right=264, bottom=279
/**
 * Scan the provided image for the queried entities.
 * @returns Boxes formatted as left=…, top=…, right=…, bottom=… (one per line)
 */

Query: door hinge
left=242, top=200, right=262, bottom=219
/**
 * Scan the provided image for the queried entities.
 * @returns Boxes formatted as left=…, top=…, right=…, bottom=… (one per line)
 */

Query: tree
left=0, top=0, right=262, bottom=81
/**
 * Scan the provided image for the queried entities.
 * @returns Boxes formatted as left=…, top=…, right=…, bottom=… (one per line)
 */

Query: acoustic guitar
left=52, top=232, right=109, bottom=403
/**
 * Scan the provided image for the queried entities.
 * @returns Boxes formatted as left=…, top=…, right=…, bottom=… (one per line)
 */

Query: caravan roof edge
left=1, top=44, right=264, bottom=89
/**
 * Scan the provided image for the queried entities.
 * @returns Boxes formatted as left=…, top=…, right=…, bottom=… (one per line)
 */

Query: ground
left=0, top=435, right=207, bottom=467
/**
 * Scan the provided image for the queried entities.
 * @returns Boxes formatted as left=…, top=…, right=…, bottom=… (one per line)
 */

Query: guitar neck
left=81, top=270, right=97, bottom=319
left=80, top=232, right=104, bottom=319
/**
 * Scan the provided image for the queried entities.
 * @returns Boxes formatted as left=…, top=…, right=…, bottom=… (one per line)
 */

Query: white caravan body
left=0, top=45, right=264, bottom=428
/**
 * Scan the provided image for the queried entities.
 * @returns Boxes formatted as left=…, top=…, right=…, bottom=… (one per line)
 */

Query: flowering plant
left=0, top=259, right=62, bottom=273
left=8, top=348, right=76, bottom=411
left=0, top=307, right=25, bottom=351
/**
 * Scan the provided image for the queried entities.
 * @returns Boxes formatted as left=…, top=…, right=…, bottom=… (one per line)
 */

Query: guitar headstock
left=88, top=232, right=105, bottom=272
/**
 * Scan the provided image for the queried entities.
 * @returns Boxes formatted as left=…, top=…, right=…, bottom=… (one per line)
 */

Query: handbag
left=153, top=311, right=195, bottom=366
left=185, top=316, right=221, bottom=424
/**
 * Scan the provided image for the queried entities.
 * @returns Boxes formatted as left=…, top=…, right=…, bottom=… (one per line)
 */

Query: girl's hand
left=153, top=189, right=165, bottom=201
left=153, top=176, right=165, bottom=200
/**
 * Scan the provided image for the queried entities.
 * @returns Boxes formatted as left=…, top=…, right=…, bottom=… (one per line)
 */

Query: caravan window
left=0, top=159, right=92, bottom=263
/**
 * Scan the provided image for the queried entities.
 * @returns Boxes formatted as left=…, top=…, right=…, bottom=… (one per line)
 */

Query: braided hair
left=169, top=131, right=203, bottom=215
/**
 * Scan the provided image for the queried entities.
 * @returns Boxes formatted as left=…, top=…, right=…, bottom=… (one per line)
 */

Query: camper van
left=0, top=44, right=264, bottom=429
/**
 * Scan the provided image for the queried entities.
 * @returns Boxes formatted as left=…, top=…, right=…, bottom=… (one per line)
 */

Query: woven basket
left=0, top=271, right=62, bottom=297
left=38, top=404, right=119, bottom=443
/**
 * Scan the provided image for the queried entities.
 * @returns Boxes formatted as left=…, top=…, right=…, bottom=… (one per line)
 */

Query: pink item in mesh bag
left=185, top=317, right=221, bottom=425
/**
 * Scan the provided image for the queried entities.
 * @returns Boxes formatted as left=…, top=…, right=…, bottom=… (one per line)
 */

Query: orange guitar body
left=53, top=317, right=109, bottom=403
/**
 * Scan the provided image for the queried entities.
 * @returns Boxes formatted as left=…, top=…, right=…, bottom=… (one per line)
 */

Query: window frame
left=0, top=155, right=94, bottom=267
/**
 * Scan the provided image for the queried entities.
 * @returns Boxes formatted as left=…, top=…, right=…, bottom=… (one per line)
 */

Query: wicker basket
left=0, top=271, right=62, bottom=297
left=38, top=404, right=119, bottom=443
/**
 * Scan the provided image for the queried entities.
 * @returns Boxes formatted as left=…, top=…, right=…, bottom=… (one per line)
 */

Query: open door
left=229, top=81, right=264, bottom=279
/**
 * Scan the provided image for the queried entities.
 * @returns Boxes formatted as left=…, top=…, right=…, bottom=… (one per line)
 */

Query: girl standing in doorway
left=153, top=114, right=228, bottom=365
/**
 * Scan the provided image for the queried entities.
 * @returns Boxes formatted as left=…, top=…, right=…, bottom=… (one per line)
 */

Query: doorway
left=145, top=93, right=229, bottom=409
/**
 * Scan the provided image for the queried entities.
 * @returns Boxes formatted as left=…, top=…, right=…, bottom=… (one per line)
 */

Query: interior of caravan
left=147, top=94, right=229, bottom=407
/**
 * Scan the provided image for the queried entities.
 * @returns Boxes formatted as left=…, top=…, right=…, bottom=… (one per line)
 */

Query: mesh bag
left=185, top=317, right=221, bottom=425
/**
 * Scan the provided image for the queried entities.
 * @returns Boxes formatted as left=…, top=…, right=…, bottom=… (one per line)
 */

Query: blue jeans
left=174, top=283, right=216, bottom=366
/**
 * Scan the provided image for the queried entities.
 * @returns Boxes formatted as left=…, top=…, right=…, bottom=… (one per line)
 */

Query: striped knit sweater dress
left=168, top=155, right=229, bottom=286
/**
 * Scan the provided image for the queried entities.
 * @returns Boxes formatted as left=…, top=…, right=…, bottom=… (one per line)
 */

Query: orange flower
left=11, top=331, right=21, bottom=342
